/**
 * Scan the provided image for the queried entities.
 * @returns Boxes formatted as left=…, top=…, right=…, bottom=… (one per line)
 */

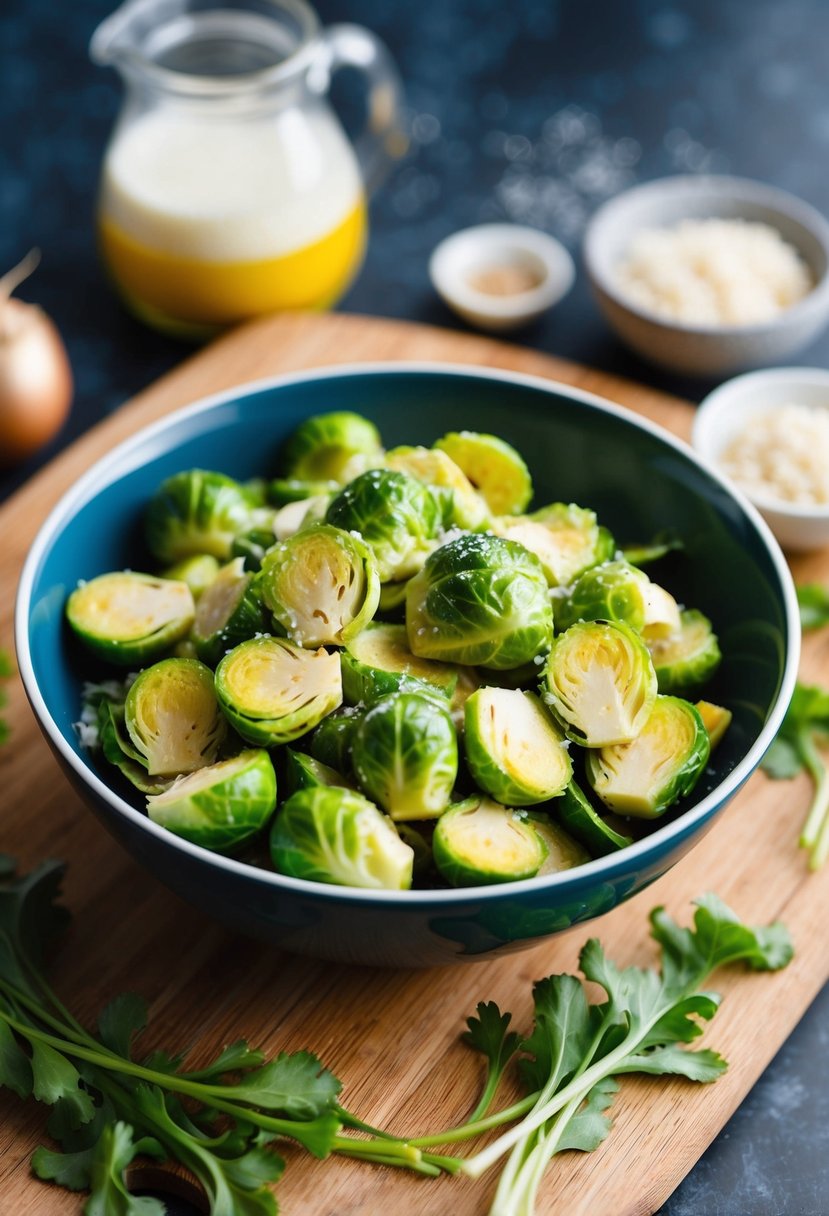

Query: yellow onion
left=0, top=250, right=73, bottom=465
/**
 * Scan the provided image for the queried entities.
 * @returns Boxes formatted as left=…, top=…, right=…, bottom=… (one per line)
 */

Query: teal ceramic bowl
left=16, top=365, right=798, bottom=966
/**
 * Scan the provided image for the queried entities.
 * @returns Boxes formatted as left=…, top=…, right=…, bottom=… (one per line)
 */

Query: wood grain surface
left=1, top=313, right=827, bottom=1216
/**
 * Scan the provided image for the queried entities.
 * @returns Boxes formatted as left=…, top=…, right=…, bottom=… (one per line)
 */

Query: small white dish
left=429, top=223, right=575, bottom=332
left=693, top=366, right=829, bottom=551
left=584, top=175, right=829, bottom=376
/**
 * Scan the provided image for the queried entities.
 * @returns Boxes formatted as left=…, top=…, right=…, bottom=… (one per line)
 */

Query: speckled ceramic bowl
left=16, top=365, right=798, bottom=966
left=584, top=175, right=829, bottom=376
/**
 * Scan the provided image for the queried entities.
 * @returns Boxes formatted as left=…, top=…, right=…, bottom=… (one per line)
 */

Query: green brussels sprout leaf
left=145, top=470, right=264, bottom=563
left=646, top=609, right=721, bottom=692
left=280, top=411, right=383, bottom=484
left=147, top=750, right=277, bottom=851
left=325, top=469, right=442, bottom=583
left=341, top=622, right=458, bottom=706
left=192, top=557, right=268, bottom=667
left=271, top=786, right=414, bottom=889
left=433, top=431, right=532, bottom=516
left=551, top=780, right=633, bottom=856
left=406, top=533, right=552, bottom=670
left=352, top=692, right=458, bottom=821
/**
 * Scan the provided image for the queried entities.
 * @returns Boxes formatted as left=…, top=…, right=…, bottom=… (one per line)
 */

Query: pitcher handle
left=310, top=24, right=408, bottom=195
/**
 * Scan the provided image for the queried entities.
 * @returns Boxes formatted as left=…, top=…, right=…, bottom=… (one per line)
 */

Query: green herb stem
left=407, top=1094, right=538, bottom=1148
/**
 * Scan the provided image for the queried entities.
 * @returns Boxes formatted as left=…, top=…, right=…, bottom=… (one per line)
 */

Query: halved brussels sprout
left=268, top=477, right=341, bottom=506
left=494, top=504, right=614, bottom=588
left=352, top=692, right=458, bottom=821
left=98, top=700, right=173, bottom=795
left=695, top=700, right=732, bottom=750
left=146, top=749, right=277, bottom=851
left=125, top=658, right=226, bottom=776
left=433, top=797, right=547, bottom=886
left=281, top=412, right=383, bottom=484
left=192, top=557, right=267, bottom=667
left=161, top=555, right=220, bottom=600
left=309, top=708, right=363, bottom=773
left=433, top=431, right=532, bottom=516
left=395, top=821, right=434, bottom=878
left=341, top=623, right=458, bottom=706
left=646, top=609, right=722, bottom=692
left=464, top=688, right=572, bottom=806
left=527, top=813, right=591, bottom=875
left=215, top=637, right=342, bottom=746
left=641, top=582, right=682, bottom=640
left=386, top=445, right=489, bottom=529
left=325, top=469, right=442, bottom=583
left=230, top=529, right=278, bottom=572
left=551, top=779, right=633, bottom=856
left=145, top=470, right=264, bottom=563
left=406, top=533, right=552, bottom=670
left=272, top=493, right=331, bottom=542
left=67, top=572, right=194, bottom=666
left=543, top=620, right=657, bottom=746
left=270, top=785, right=414, bottom=889
left=585, top=695, right=710, bottom=818
left=258, top=524, right=380, bottom=648
left=283, top=748, right=349, bottom=797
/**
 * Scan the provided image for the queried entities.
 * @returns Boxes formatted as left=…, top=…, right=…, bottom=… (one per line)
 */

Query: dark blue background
left=2, top=0, right=828, bottom=1212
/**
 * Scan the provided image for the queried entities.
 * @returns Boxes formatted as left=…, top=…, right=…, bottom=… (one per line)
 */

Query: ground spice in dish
left=467, top=262, right=544, bottom=296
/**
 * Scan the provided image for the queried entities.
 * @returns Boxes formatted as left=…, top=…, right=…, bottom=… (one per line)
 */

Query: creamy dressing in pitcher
left=98, top=105, right=366, bottom=335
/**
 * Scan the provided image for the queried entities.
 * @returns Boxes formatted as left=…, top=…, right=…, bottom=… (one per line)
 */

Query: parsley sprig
left=0, top=856, right=792, bottom=1215
left=762, top=682, right=829, bottom=868
left=0, top=857, right=446, bottom=1216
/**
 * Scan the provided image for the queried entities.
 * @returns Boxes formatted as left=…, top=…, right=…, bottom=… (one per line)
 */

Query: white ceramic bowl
left=429, top=223, right=575, bottom=332
left=584, top=175, right=829, bottom=376
left=693, top=366, right=829, bottom=551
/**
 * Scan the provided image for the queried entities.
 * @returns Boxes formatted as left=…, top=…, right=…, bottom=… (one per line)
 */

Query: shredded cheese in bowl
left=719, top=404, right=829, bottom=507
left=616, top=218, right=812, bottom=327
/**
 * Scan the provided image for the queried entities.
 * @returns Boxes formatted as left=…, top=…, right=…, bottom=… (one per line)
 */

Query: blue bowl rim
left=15, top=361, right=800, bottom=906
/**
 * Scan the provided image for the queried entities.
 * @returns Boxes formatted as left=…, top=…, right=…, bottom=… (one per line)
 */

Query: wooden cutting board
left=1, top=313, right=828, bottom=1216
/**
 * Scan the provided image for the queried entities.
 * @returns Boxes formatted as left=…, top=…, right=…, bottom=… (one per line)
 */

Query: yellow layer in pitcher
left=99, top=200, right=367, bottom=335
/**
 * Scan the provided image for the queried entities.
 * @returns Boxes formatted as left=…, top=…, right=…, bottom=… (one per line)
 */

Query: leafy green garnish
left=620, top=532, right=683, bottom=567
left=797, top=583, right=829, bottom=631
left=761, top=681, right=829, bottom=868
left=414, top=892, right=792, bottom=1215
left=0, top=858, right=793, bottom=1216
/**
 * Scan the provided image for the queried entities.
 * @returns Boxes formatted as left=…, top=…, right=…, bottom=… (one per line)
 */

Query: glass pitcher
left=90, top=0, right=406, bottom=338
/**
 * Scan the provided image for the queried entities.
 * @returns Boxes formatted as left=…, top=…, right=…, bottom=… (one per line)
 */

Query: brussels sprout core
left=67, top=572, right=195, bottom=665
left=406, top=533, right=552, bottom=670
left=586, top=695, right=710, bottom=818
left=271, top=786, right=414, bottom=889
left=433, top=797, right=547, bottom=886
left=464, top=688, right=572, bottom=806
left=258, top=524, right=379, bottom=647
left=215, top=637, right=342, bottom=746
left=125, top=658, right=226, bottom=776
left=543, top=620, right=657, bottom=746
left=147, top=750, right=277, bottom=850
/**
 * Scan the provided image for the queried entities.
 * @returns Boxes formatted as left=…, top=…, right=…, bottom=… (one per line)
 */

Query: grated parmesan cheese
left=616, top=218, right=812, bottom=326
left=719, top=404, right=829, bottom=506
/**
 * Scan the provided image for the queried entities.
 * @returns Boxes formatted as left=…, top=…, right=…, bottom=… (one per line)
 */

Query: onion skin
left=0, top=298, right=73, bottom=465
